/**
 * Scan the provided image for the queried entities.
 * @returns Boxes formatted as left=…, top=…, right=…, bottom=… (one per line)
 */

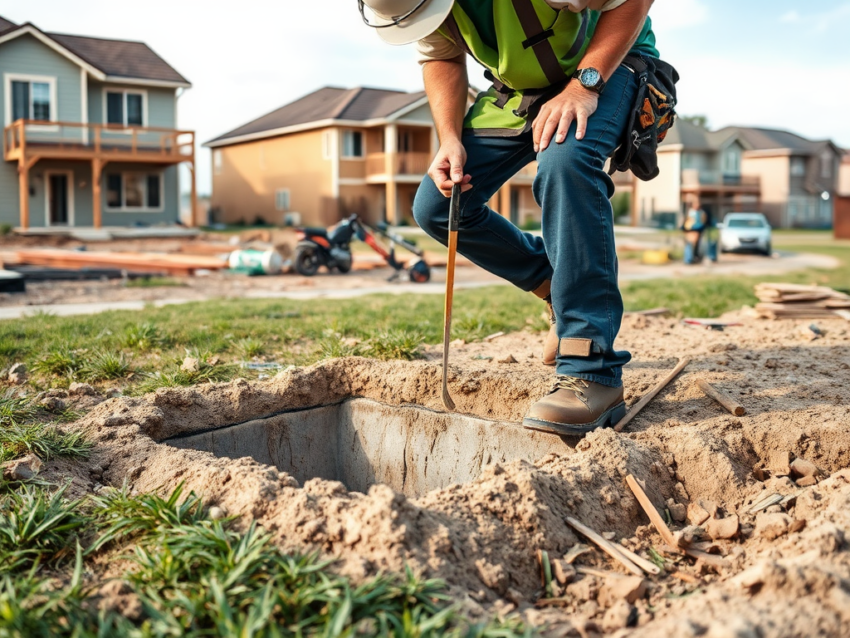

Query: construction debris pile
left=754, top=282, right=850, bottom=319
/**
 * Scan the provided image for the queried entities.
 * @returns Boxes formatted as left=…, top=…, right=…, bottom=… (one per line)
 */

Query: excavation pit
left=165, top=398, right=560, bottom=497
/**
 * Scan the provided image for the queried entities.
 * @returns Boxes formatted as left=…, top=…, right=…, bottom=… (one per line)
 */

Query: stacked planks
left=754, top=283, right=850, bottom=319
left=12, top=249, right=228, bottom=277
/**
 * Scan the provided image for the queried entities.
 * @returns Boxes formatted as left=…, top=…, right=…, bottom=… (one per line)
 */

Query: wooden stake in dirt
left=613, top=358, right=691, bottom=432
left=565, top=516, right=643, bottom=577
left=441, top=184, right=462, bottom=411
left=695, top=378, right=746, bottom=416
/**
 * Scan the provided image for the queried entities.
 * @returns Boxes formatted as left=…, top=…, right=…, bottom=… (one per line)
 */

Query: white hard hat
left=358, top=0, right=455, bottom=45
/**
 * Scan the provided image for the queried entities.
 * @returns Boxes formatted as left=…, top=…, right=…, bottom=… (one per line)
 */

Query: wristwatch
left=572, top=67, right=606, bottom=94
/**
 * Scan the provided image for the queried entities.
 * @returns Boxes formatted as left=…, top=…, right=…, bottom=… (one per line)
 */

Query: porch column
left=385, top=124, right=399, bottom=224
left=499, top=182, right=511, bottom=220
left=18, top=160, right=29, bottom=230
left=92, top=158, right=103, bottom=229
left=386, top=181, right=398, bottom=226
left=188, top=161, right=198, bottom=227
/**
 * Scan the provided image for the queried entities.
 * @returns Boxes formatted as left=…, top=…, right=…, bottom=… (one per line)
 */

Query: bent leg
left=413, top=134, right=552, bottom=292
left=534, top=65, right=638, bottom=387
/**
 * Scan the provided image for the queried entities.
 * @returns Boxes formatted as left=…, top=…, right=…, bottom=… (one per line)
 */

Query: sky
left=2, top=0, right=848, bottom=195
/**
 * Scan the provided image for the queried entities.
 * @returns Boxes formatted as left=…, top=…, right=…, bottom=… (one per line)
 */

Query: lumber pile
left=13, top=249, right=228, bottom=277
left=754, top=283, right=850, bottom=319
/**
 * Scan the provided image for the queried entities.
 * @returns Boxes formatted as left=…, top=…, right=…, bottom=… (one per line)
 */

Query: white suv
left=719, top=213, right=772, bottom=256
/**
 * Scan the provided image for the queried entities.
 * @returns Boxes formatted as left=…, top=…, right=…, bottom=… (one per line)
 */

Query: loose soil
left=28, top=312, right=850, bottom=636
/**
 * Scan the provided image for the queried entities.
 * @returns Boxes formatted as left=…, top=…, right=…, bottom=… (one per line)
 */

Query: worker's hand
left=428, top=139, right=473, bottom=197
left=532, top=82, right=599, bottom=153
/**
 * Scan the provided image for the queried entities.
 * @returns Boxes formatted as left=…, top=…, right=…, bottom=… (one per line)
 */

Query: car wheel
left=763, top=243, right=772, bottom=256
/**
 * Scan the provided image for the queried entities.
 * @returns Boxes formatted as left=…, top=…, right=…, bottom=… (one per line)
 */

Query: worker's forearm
left=579, top=0, right=653, bottom=80
left=422, top=57, right=468, bottom=145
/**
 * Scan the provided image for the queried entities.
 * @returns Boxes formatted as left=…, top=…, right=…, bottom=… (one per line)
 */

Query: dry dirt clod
left=39, top=396, right=66, bottom=412
left=795, top=476, right=818, bottom=487
left=666, top=498, right=687, bottom=523
left=705, top=515, right=739, bottom=540
left=497, top=354, right=518, bottom=364
left=598, top=575, right=647, bottom=607
left=687, top=501, right=711, bottom=526
left=789, top=457, right=819, bottom=479
left=768, top=451, right=792, bottom=477
left=754, top=512, right=792, bottom=540
left=69, top=382, right=97, bottom=396
left=7, top=363, right=27, bottom=385
left=602, top=599, right=637, bottom=631
left=2, top=454, right=43, bottom=481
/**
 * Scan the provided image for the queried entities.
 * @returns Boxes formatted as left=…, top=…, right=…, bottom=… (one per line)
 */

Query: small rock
left=795, top=476, right=818, bottom=487
left=687, top=501, right=710, bottom=526
left=789, top=457, right=818, bottom=479
left=598, top=576, right=647, bottom=606
left=667, top=498, right=687, bottom=523
left=39, top=396, right=66, bottom=412
left=675, top=525, right=706, bottom=548
left=2, top=454, right=44, bottom=481
left=552, top=559, right=576, bottom=585
left=180, top=357, right=200, bottom=373
left=69, top=382, right=97, bottom=396
left=602, top=531, right=616, bottom=540
left=674, top=482, right=690, bottom=503
left=602, top=599, right=636, bottom=631
left=8, top=363, right=27, bottom=385
left=497, top=354, right=518, bottom=364
left=705, top=515, right=739, bottom=540
left=89, top=465, right=104, bottom=479
left=566, top=577, right=598, bottom=603
left=208, top=506, right=227, bottom=520
left=450, top=339, right=466, bottom=347
left=105, top=388, right=122, bottom=398
left=789, top=519, right=807, bottom=534
left=754, top=512, right=791, bottom=541
left=46, top=389, right=68, bottom=398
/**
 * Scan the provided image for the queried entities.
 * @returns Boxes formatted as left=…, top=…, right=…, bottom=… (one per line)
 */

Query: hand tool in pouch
left=441, top=184, right=461, bottom=411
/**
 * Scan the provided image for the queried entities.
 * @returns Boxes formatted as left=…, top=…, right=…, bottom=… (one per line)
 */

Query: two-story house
left=204, top=86, right=544, bottom=228
left=631, top=119, right=842, bottom=229
left=0, top=16, right=196, bottom=230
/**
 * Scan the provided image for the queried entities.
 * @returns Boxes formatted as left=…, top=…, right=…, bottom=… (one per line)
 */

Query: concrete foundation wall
left=166, top=398, right=558, bottom=497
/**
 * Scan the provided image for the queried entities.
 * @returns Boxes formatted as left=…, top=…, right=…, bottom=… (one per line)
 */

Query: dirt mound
left=62, top=313, right=850, bottom=635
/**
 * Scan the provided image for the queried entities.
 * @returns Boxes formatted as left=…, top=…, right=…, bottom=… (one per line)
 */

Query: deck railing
left=3, top=119, right=194, bottom=162
left=365, top=152, right=431, bottom=177
left=681, top=169, right=760, bottom=189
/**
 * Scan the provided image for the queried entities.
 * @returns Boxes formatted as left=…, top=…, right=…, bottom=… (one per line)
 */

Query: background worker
left=358, top=0, right=658, bottom=436
left=682, top=196, right=708, bottom=265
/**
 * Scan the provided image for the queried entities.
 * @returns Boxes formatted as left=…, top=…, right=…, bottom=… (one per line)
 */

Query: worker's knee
left=412, top=180, right=449, bottom=240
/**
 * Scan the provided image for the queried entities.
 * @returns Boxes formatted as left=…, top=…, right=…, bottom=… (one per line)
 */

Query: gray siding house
left=0, top=16, right=196, bottom=229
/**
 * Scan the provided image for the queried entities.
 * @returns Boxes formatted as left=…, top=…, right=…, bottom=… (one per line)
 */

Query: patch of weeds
left=0, top=390, right=38, bottom=426
left=316, top=330, right=360, bottom=359
left=55, top=408, right=84, bottom=423
left=125, top=277, right=185, bottom=288
left=363, top=329, right=423, bottom=361
left=79, top=349, right=132, bottom=382
left=0, top=483, right=88, bottom=572
left=31, top=346, right=83, bottom=378
left=88, top=482, right=206, bottom=552
left=122, top=322, right=166, bottom=351
left=0, top=422, right=93, bottom=463
left=235, top=336, right=265, bottom=358
left=132, top=353, right=235, bottom=395
left=454, top=314, right=489, bottom=342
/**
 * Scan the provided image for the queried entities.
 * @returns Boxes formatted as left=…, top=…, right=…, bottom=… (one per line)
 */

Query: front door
left=47, top=173, right=71, bottom=225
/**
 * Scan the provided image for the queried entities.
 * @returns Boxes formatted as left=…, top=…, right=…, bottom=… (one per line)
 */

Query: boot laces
left=553, top=376, right=590, bottom=397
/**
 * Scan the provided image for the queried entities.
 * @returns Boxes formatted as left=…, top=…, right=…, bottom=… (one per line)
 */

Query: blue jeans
left=413, top=65, right=637, bottom=387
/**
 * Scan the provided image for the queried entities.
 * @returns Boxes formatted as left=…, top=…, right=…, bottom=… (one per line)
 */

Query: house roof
left=0, top=16, right=190, bottom=87
left=206, top=87, right=428, bottom=147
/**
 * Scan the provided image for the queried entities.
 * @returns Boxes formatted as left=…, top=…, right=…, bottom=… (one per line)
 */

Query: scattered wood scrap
left=14, top=249, right=228, bottom=277
left=613, top=358, right=690, bottom=432
left=565, top=517, right=644, bottom=577
left=694, top=378, right=746, bottom=416
left=754, top=283, right=850, bottom=319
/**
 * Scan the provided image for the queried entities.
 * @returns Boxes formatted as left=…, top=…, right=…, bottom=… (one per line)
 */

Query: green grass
left=0, top=482, right=532, bottom=637
left=0, top=423, right=92, bottom=464
left=125, top=277, right=186, bottom=288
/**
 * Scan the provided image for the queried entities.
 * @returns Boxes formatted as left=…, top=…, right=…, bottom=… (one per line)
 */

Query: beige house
left=632, top=119, right=843, bottom=228
left=205, top=86, right=546, bottom=228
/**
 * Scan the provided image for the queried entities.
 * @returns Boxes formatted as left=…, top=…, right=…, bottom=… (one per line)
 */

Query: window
left=821, top=152, right=833, bottom=179
left=275, top=189, right=290, bottom=212
left=341, top=131, right=363, bottom=158
left=106, top=90, right=146, bottom=126
left=791, top=157, right=806, bottom=177
left=105, top=172, right=163, bottom=210
left=213, top=150, right=223, bottom=175
left=398, top=130, right=413, bottom=153
left=8, top=77, right=55, bottom=123
left=722, top=148, right=740, bottom=175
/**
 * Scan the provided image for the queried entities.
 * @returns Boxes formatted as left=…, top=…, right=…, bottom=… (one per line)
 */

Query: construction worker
left=358, top=0, right=658, bottom=435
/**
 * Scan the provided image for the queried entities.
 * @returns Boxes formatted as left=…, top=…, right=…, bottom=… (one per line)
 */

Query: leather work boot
left=532, top=280, right=558, bottom=366
left=523, top=376, right=627, bottom=436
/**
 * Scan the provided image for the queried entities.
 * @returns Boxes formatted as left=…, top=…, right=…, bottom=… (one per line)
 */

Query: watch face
left=581, top=68, right=601, bottom=86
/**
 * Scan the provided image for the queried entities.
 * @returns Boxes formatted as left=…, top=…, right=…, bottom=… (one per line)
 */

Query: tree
left=681, top=115, right=709, bottom=128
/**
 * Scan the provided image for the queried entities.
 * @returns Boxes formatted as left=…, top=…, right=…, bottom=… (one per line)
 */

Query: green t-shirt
left=454, top=0, right=659, bottom=59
